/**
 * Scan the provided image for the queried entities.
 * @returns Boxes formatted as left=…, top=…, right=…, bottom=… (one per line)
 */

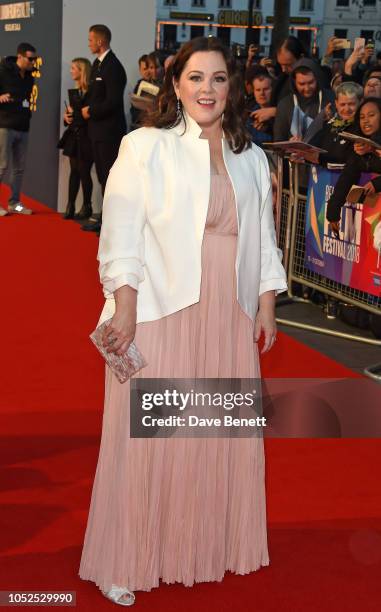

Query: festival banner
left=305, top=166, right=381, bottom=297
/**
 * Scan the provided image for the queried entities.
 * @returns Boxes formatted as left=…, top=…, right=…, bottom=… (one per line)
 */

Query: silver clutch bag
left=90, top=319, right=147, bottom=383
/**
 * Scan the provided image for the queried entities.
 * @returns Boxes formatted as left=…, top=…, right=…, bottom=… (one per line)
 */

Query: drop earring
left=176, top=97, right=182, bottom=121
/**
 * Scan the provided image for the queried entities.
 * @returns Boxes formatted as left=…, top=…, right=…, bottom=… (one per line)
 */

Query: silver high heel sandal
left=101, top=585, right=135, bottom=606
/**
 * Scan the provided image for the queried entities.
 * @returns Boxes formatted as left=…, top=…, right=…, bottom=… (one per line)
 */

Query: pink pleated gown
left=79, top=174, right=269, bottom=592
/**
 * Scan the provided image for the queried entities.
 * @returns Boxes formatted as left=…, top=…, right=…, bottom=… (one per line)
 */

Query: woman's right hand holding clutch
left=102, top=285, right=137, bottom=355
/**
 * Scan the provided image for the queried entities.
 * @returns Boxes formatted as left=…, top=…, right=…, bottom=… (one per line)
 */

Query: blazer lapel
left=222, top=139, right=256, bottom=226
left=171, top=113, right=210, bottom=240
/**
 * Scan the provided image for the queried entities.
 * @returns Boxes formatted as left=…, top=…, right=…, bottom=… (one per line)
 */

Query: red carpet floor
left=1, top=193, right=381, bottom=611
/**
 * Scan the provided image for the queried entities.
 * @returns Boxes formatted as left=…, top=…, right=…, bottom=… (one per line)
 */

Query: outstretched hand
left=363, top=181, right=376, bottom=195
left=251, top=107, right=276, bottom=125
left=354, top=142, right=373, bottom=155
left=0, top=93, right=12, bottom=103
left=324, top=102, right=333, bottom=121
left=330, top=221, right=340, bottom=238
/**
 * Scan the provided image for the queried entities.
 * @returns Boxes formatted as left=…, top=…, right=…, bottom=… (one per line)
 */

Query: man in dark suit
left=81, top=24, right=127, bottom=232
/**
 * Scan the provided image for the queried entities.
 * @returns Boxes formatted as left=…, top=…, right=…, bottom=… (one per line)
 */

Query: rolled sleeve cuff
left=259, top=278, right=288, bottom=296
left=99, top=256, right=144, bottom=297
left=102, top=273, right=139, bottom=298
left=260, top=248, right=288, bottom=296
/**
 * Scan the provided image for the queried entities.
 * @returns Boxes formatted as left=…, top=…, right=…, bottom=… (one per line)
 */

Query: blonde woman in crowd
left=59, top=57, right=93, bottom=220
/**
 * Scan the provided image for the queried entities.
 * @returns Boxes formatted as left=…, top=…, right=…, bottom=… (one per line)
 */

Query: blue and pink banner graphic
left=305, top=166, right=381, bottom=297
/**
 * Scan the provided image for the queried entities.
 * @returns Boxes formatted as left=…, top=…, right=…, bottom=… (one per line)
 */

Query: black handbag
left=57, top=126, right=79, bottom=157
left=57, top=128, right=70, bottom=150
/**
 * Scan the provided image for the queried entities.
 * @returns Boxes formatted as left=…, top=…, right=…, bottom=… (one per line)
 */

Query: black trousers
left=92, top=139, right=121, bottom=196
left=68, top=157, right=93, bottom=206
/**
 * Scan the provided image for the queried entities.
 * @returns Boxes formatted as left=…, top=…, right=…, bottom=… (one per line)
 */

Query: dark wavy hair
left=143, top=37, right=251, bottom=154
left=354, top=96, right=381, bottom=142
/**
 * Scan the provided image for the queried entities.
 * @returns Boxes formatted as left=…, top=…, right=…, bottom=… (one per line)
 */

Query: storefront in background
left=157, top=10, right=317, bottom=56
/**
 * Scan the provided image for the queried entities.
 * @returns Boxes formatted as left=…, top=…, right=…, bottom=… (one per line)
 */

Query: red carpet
left=1, top=193, right=380, bottom=611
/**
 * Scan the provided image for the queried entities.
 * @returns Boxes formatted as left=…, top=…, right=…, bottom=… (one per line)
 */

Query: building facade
left=321, top=0, right=381, bottom=57
left=156, top=0, right=325, bottom=57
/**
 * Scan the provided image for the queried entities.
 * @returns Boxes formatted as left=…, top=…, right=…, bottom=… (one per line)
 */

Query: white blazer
left=98, top=112, right=287, bottom=324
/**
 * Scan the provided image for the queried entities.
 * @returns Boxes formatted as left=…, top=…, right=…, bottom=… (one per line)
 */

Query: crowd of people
left=75, top=31, right=381, bottom=235
left=1, top=27, right=381, bottom=329
left=241, top=36, right=381, bottom=233
left=1, top=29, right=381, bottom=236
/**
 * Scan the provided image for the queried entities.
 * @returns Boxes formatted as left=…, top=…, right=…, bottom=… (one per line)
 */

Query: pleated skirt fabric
left=79, top=175, right=269, bottom=592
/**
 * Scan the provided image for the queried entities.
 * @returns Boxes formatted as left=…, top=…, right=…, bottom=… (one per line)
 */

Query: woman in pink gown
left=79, top=37, right=287, bottom=606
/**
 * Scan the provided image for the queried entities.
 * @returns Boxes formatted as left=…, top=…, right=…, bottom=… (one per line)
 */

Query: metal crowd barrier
left=273, top=157, right=381, bottom=350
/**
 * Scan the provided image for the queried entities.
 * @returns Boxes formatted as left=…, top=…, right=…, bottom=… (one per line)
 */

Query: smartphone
left=366, top=39, right=375, bottom=49
left=334, top=38, right=351, bottom=50
left=234, top=44, right=242, bottom=57
left=64, top=100, right=73, bottom=117
left=354, top=37, right=365, bottom=53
